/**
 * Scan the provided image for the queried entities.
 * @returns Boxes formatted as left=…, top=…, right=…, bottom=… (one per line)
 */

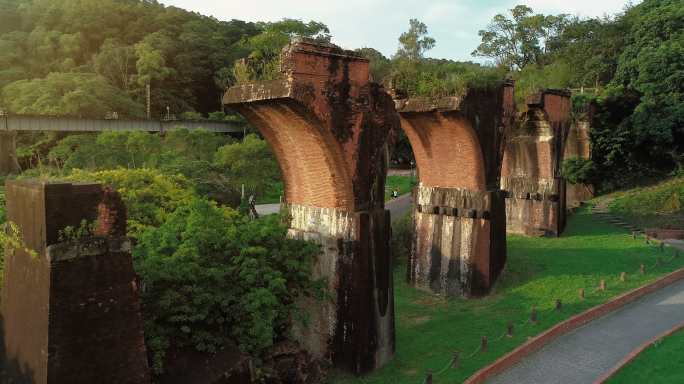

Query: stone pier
left=1, top=180, right=149, bottom=383
left=223, top=39, right=397, bottom=374
left=564, top=107, right=594, bottom=209
left=395, top=82, right=515, bottom=297
left=501, top=89, right=571, bottom=236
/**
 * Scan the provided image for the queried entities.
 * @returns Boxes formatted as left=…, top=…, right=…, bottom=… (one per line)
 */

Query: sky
left=161, top=0, right=637, bottom=62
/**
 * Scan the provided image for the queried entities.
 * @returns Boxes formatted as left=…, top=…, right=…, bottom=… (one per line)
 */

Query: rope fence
left=418, top=228, right=683, bottom=383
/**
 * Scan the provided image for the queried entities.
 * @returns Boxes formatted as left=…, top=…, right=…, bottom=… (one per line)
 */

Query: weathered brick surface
left=395, top=82, right=515, bottom=297
left=1, top=180, right=150, bottom=384
left=224, top=40, right=396, bottom=374
left=502, top=90, right=571, bottom=236
left=564, top=118, right=594, bottom=208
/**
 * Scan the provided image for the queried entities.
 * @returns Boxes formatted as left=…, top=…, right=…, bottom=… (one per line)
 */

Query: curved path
left=487, top=244, right=684, bottom=384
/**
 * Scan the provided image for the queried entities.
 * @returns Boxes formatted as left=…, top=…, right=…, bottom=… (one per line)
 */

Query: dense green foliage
left=0, top=0, right=334, bottom=118
left=475, top=0, right=684, bottom=190
left=66, top=168, right=195, bottom=237
left=561, top=157, right=596, bottom=185
left=133, top=199, right=319, bottom=373
left=472, top=5, right=570, bottom=70
left=214, top=134, right=282, bottom=202
left=41, top=130, right=281, bottom=206
left=607, top=327, right=684, bottom=384
left=357, top=19, right=504, bottom=100
left=332, top=208, right=684, bottom=383
left=232, top=19, right=330, bottom=83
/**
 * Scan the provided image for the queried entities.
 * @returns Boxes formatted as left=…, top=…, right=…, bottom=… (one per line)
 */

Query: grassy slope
left=607, top=327, right=684, bottom=384
left=330, top=207, right=684, bottom=383
left=608, top=176, right=684, bottom=229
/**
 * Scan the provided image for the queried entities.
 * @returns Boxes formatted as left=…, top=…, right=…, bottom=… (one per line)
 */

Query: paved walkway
left=255, top=193, right=413, bottom=221
left=488, top=247, right=684, bottom=384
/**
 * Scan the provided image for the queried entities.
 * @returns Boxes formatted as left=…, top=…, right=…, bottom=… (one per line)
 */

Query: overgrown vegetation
left=133, top=199, right=319, bottom=373
left=473, top=1, right=684, bottom=191
left=0, top=0, right=332, bottom=118
left=22, top=130, right=282, bottom=208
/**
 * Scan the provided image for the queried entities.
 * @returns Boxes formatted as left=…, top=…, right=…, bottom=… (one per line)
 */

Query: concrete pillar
left=1, top=180, right=150, bottom=384
left=395, top=82, right=515, bottom=297
left=223, top=39, right=397, bottom=374
left=0, top=130, right=20, bottom=175
left=501, top=89, right=572, bottom=236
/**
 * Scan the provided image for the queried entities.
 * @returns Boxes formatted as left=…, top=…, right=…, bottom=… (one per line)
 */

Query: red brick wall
left=2, top=180, right=150, bottom=384
left=401, top=113, right=486, bottom=190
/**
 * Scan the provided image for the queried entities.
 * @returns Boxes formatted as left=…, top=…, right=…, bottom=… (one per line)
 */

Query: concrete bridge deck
left=0, top=114, right=244, bottom=133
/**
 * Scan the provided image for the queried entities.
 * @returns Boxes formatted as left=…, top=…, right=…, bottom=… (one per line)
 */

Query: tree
left=395, top=19, right=435, bottom=61
left=356, top=47, right=392, bottom=83
left=214, top=134, right=281, bottom=200
left=133, top=198, right=319, bottom=373
left=93, top=38, right=136, bottom=90
left=1, top=72, right=144, bottom=117
left=233, top=19, right=331, bottom=83
left=612, top=0, right=684, bottom=171
left=472, top=5, right=569, bottom=70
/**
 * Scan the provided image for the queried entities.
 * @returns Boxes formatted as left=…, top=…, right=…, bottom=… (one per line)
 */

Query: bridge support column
left=223, top=39, right=397, bottom=374
left=565, top=112, right=595, bottom=209
left=2, top=180, right=150, bottom=383
left=0, top=130, right=20, bottom=175
left=502, top=90, right=571, bottom=236
left=395, top=82, right=515, bottom=297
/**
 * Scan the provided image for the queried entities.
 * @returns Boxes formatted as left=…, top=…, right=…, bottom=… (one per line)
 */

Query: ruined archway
left=394, top=83, right=515, bottom=297
left=501, top=89, right=571, bottom=236
left=224, top=40, right=398, bottom=375
left=563, top=103, right=595, bottom=208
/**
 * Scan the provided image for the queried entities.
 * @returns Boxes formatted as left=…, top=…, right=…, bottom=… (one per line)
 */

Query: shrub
left=562, top=157, right=596, bottom=185
left=132, top=199, right=320, bottom=373
left=67, top=168, right=195, bottom=237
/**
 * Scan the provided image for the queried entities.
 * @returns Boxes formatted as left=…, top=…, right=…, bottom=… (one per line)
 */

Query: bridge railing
left=0, top=113, right=245, bottom=133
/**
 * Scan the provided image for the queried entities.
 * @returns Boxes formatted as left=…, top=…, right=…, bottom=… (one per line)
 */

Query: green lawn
left=607, top=327, right=684, bottom=383
left=330, top=206, right=684, bottom=383
left=385, top=175, right=416, bottom=201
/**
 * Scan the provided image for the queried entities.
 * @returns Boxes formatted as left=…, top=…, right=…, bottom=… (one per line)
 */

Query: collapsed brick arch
left=501, top=89, right=572, bottom=236
left=224, top=40, right=398, bottom=375
left=394, top=83, right=515, bottom=297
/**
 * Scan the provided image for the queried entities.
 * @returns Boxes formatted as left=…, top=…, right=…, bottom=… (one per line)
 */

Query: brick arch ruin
left=394, top=83, right=515, bottom=297
left=224, top=40, right=398, bottom=375
left=501, top=89, right=572, bottom=236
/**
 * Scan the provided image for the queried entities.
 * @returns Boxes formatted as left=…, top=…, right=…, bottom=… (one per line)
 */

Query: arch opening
left=399, top=111, right=487, bottom=192
left=235, top=100, right=355, bottom=211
